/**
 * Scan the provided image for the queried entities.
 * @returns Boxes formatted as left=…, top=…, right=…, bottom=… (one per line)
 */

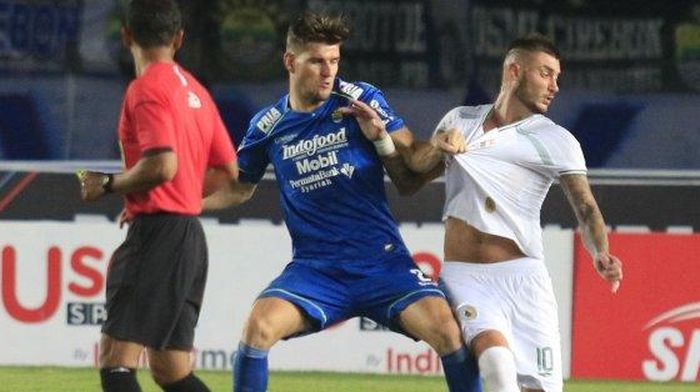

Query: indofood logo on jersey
left=282, top=128, right=347, bottom=159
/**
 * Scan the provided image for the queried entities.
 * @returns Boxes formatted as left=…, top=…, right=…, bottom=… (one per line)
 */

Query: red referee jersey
left=117, top=61, right=236, bottom=217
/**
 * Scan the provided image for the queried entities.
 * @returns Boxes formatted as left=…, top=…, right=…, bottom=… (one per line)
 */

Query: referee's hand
left=77, top=170, right=108, bottom=202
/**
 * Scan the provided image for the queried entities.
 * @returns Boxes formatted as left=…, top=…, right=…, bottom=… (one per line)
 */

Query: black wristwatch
left=102, top=173, right=114, bottom=193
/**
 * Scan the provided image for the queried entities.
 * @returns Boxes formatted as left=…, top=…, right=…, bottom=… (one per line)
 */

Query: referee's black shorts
left=102, top=213, right=208, bottom=350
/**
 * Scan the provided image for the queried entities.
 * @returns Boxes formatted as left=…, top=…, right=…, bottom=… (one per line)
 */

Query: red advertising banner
left=571, top=233, right=700, bottom=382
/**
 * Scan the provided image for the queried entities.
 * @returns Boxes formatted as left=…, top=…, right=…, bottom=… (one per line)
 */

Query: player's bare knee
left=438, top=307, right=464, bottom=339
left=242, top=315, right=281, bottom=348
left=422, top=315, right=463, bottom=354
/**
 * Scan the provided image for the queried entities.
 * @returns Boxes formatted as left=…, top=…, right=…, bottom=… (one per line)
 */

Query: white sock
left=478, top=346, right=520, bottom=392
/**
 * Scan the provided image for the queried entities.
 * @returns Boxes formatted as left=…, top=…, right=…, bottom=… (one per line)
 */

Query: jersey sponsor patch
left=340, top=163, right=355, bottom=178
left=288, top=167, right=338, bottom=192
left=187, top=91, right=202, bottom=108
left=282, top=128, right=347, bottom=159
left=295, top=151, right=338, bottom=175
left=256, top=107, right=283, bottom=134
left=369, top=99, right=395, bottom=123
left=331, top=109, right=343, bottom=123
left=457, top=303, right=479, bottom=321
left=338, top=80, right=364, bottom=100
left=274, top=133, right=298, bottom=145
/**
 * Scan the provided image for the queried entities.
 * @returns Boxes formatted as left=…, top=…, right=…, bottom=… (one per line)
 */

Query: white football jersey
left=436, top=104, right=586, bottom=259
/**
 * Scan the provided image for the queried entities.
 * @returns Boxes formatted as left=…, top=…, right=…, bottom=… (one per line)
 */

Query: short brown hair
left=286, top=12, right=350, bottom=52
left=506, top=32, right=560, bottom=60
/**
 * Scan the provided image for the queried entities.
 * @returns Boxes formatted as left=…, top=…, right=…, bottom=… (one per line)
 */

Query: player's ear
left=172, top=29, right=184, bottom=51
left=508, top=62, right=521, bottom=79
left=283, top=51, right=295, bottom=73
left=120, top=26, right=133, bottom=49
left=506, top=62, right=523, bottom=87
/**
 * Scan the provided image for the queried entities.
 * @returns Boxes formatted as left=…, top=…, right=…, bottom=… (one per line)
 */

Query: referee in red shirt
left=78, top=1, right=237, bottom=391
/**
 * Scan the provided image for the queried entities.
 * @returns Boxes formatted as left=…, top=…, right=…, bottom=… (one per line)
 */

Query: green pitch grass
left=0, top=366, right=696, bottom=391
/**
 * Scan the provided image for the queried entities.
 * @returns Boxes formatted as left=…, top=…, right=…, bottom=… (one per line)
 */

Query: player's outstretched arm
left=392, top=127, right=465, bottom=174
left=77, top=149, right=177, bottom=202
left=560, top=173, right=623, bottom=292
left=335, top=98, right=451, bottom=169
left=203, top=179, right=256, bottom=210
left=337, top=99, right=461, bottom=194
left=382, top=154, right=444, bottom=196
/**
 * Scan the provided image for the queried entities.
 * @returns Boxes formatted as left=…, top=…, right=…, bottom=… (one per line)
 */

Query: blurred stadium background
left=0, top=0, right=698, bottom=389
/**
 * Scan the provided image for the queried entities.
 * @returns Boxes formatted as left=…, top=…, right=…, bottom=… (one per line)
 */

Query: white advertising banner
left=0, top=221, right=574, bottom=375
left=1, top=221, right=120, bottom=366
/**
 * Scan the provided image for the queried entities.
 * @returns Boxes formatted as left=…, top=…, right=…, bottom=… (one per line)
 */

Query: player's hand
left=77, top=170, right=108, bottom=202
left=336, top=99, right=386, bottom=141
left=117, top=208, right=131, bottom=229
left=593, top=252, right=623, bottom=293
left=432, top=128, right=466, bottom=155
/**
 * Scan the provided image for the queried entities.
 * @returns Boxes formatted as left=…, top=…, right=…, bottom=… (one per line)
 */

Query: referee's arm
left=79, top=148, right=175, bottom=201
left=111, top=148, right=177, bottom=194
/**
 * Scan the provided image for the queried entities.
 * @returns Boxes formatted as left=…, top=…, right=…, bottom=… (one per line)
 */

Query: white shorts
left=441, top=257, right=563, bottom=392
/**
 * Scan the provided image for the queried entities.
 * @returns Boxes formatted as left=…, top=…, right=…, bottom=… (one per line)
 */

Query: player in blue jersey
left=205, top=12, right=480, bottom=392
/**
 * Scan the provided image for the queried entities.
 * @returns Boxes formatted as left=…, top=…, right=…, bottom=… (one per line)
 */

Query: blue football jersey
left=237, top=78, right=411, bottom=263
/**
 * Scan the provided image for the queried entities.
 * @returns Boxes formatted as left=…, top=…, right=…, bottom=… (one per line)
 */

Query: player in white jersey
left=433, top=34, right=624, bottom=392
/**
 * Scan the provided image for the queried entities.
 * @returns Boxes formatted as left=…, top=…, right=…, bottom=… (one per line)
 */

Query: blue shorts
left=259, top=254, right=445, bottom=337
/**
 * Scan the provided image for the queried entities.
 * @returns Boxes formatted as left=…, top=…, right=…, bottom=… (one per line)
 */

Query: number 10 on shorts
left=537, top=346, right=554, bottom=376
